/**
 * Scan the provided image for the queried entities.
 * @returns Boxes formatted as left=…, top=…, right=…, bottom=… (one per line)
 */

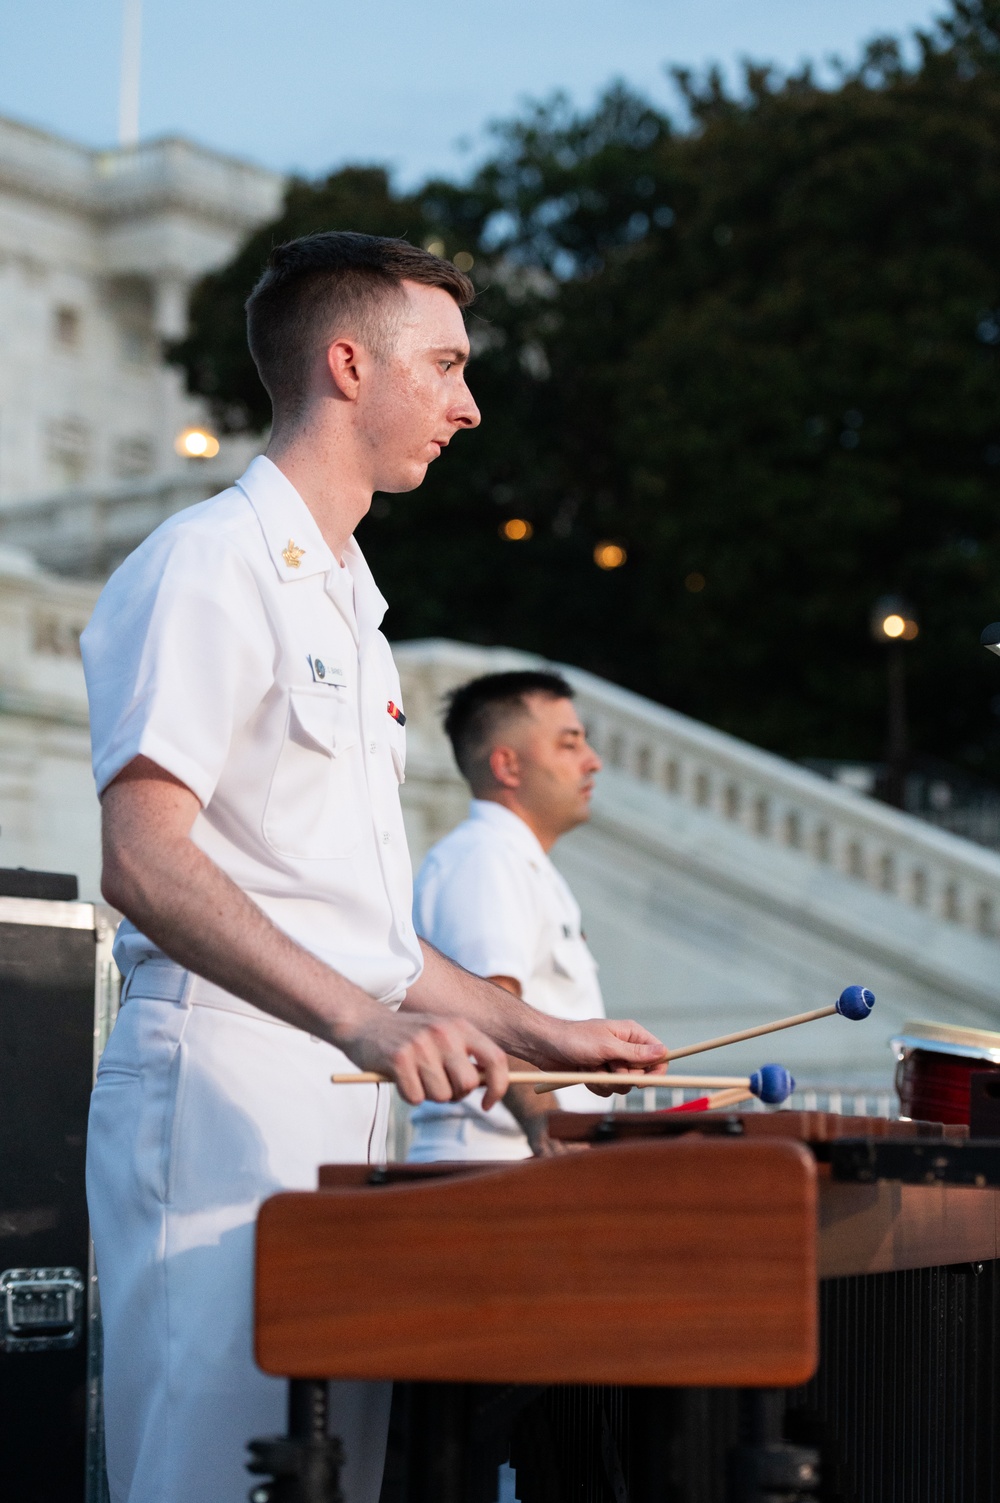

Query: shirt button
left=370, top=741, right=377, bottom=754
left=382, top=831, right=390, bottom=844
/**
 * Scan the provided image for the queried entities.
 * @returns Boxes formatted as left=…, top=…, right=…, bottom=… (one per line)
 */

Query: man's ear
left=488, top=744, right=521, bottom=790
left=325, top=338, right=363, bottom=401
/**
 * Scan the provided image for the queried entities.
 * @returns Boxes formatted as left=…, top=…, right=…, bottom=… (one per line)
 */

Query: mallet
left=530, top=987, right=872, bottom=1097
left=662, top=985, right=875, bottom=1064
left=331, top=1063, right=796, bottom=1105
left=659, top=1084, right=756, bottom=1114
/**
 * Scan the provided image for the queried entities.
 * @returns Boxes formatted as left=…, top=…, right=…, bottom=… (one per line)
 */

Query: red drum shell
left=896, top=1047, right=1000, bottom=1125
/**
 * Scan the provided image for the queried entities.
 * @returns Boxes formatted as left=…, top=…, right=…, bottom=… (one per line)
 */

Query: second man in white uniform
left=409, top=670, right=610, bottom=1161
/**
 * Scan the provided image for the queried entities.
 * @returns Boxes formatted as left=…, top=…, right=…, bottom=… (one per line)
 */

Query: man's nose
left=452, top=379, right=481, bottom=429
left=585, top=744, right=602, bottom=773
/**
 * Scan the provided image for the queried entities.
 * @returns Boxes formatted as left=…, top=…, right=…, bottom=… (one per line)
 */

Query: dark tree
left=171, top=1, right=1000, bottom=777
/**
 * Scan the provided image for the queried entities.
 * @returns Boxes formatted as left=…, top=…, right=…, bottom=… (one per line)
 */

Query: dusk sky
left=3, top=0, right=946, bottom=185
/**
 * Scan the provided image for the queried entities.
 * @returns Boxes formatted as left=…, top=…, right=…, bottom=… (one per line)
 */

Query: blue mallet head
left=836, top=985, right=875, bottom=1021
left=749, top=1064, right=795, bottom=1105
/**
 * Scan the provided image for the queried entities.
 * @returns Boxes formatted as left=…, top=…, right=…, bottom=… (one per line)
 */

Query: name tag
left=307, top=654, right=346, bottom=687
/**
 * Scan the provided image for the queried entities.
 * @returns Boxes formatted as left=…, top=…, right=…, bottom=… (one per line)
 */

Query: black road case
left=0, top=884, right=119, bottom=1503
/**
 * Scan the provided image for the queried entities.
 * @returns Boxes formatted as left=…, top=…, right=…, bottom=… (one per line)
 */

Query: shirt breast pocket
left=262, top=688, right=365, bottom=860
left=551, top=938, right=599, bottom=981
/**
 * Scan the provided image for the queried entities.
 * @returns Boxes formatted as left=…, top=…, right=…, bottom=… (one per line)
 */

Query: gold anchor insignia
left=282, top=539, right=305, bottom=569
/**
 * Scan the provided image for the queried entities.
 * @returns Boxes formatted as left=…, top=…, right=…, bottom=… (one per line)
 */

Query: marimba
left=251, top=1110, right=1000, bottom=1503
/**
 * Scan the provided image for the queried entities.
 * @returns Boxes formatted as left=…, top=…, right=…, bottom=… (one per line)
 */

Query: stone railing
left=394, top=640, right=1000, bottom=944
left=626, top=1086, right=896, bottom=1117
left=0, top=548, right=97, bottom=722
left=0, top=463, right=250, bottom=578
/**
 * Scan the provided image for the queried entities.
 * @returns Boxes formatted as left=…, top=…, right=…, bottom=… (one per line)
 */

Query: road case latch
left=0, top=1266, right=85, bottom=1352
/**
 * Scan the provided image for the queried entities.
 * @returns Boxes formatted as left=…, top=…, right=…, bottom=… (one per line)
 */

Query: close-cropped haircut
left=245, top=231, right=475, bottom=421
left=443, top=670, right=576, bottom=790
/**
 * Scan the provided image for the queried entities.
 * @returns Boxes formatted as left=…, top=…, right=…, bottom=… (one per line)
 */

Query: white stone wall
left=0, top=115, right=283, bottom=506
left=0, top=548, right=100, bottom=894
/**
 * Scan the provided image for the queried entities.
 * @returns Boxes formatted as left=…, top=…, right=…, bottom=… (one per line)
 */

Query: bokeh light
left=453, top=251, right=475, bottom=271
left=594, top=541, right=627, bottom=570
left=685, top=571, right=706, bottom=593
left=873, top=600, right=919, bottom=642
left=501, top=518, right=533, bottom=541
left=175, top=426, right=220, bottom=459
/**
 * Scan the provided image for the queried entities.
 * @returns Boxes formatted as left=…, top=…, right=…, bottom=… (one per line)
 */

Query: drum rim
left=891, top=1019, right=1000, bottom=1064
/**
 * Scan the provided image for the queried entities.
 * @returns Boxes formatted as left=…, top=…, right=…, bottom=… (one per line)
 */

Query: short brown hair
left=444, top=670, right=576, bottom=791
left=245, top=231, right=474, bottom=421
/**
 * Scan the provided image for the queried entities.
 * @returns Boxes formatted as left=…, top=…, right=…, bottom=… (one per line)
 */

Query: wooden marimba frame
left=250, top=1111, right=1000, bottom=1503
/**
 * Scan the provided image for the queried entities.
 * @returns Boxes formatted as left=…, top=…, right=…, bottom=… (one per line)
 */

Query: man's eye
left=441, top=360, right=454, bottom=372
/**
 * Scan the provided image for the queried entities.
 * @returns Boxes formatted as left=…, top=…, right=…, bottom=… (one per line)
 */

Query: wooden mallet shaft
left=331, top=1070, right=754, bottom=1089
left=703, top=1086, right=755, bottom=1110
left=331, top=1064, right=796, bottom=1105
left=665, top=985, right=875, bottom=1063
left=666, top=1004, right=835, bottom=1062
left=658, top=1086, right=754, bottom=1115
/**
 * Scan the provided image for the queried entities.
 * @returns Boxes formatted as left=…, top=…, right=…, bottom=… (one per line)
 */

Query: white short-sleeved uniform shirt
left=81, top=454, right=422, bottom=999
left=410, top=799, right=606, bottom=1144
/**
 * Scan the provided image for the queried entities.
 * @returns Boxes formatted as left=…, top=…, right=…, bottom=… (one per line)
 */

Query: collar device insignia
left=282, top=539, right=305, bottom=568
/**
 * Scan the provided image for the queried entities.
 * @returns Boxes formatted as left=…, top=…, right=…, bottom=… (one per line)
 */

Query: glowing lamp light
left=175, top=426, right=220, bottom=460
left=594, top=541, right=627, bottom=570
left=501, top=518, right=533, bottom=541
left=872, top=596, right=918, bottom=643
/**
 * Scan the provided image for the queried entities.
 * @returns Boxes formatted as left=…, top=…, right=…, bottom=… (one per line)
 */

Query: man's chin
left=376, top=464, right=429, bottom=495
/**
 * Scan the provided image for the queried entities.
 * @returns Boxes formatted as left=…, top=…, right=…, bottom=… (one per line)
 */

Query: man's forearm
left=405, top=942, right=561, bottom=1061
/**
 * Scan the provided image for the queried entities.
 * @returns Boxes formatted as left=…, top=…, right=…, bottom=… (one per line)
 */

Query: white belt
left=121, top=957, right=296, bottom=1029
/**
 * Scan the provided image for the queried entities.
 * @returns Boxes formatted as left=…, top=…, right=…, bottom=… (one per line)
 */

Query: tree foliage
left=172, top=1, right=1000, bottom=774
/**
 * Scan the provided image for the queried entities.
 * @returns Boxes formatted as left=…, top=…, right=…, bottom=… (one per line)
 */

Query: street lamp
left=871, top=596, right=919, bottom=809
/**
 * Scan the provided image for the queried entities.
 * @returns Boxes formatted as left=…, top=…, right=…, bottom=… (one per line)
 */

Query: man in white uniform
left=409, top=670, right=611, bottom=1162
left=81, top=233, right=666, bottom=1503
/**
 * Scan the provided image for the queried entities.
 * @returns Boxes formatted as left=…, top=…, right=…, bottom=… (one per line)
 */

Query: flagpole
left=118, top=0, right=142, bottom=149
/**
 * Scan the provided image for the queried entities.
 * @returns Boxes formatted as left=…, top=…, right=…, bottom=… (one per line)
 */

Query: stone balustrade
left=569, top=665, right=1000, bottom=942
left=394, top=639, right=1000, bottom=947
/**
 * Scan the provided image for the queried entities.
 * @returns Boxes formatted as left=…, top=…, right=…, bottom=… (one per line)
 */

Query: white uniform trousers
left=88, top=961, right=392, bottom=1503
left=407, top=1112, right=532, bottom=1163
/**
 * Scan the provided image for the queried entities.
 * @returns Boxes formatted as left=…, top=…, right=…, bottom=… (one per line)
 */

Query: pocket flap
left=551, top=939, right=598, bottom=980
left=289, top=689, right=354, bottom=756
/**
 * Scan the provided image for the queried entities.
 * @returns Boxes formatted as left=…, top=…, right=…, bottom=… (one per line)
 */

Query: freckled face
left=358, top=281, right=481, bottom=493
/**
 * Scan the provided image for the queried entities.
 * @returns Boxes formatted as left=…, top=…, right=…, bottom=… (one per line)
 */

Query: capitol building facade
left=0, top=112, right=283, bottom=570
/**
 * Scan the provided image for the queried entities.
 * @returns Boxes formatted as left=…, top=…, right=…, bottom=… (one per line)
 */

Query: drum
left=892, top=1021, right=1000, bottom=1124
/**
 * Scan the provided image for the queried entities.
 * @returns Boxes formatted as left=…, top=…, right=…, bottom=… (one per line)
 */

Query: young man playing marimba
left=81, top=233, right=665, bottom=1503
left=408, top=670, right=612, bottom=1162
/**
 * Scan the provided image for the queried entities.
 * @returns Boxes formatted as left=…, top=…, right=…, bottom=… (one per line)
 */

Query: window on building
left=46, top=416, right=91, bottom=487
left=113, top=435, right=156, bottom=478
left=54, top=306, right=82, bottom=348
left=119, top=326, right=155, bottom=367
